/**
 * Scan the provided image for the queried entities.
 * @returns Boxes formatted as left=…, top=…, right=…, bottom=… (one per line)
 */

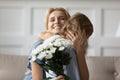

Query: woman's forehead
left=49, top=10, right=66, bottom=18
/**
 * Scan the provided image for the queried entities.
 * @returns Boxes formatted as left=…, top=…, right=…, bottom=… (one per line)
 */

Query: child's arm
left=38, top=31, right=54, bottom=41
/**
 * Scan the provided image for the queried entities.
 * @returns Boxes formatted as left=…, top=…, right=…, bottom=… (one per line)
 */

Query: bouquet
left=31, top=35, right=72, bottom=80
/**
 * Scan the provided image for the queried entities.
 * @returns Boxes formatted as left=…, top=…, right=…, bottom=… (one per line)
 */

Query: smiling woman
left=45, top=8, right=70, bottom=34
left=24, top=7, right=72, bottom=80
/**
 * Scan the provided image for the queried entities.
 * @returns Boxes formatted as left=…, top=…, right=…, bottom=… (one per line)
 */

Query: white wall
left=0, top=0, right=120, bottom=56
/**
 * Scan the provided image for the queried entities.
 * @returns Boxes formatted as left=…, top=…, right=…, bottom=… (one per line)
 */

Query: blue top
left=24, top=40, right=80, bottom=80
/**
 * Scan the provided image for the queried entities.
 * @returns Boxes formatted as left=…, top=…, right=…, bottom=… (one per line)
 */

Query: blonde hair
left=45, top=7, right=70, bottom=30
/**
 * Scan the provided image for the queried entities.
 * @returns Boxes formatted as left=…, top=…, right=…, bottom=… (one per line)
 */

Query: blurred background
left=0, top=0, right=120, bottom=56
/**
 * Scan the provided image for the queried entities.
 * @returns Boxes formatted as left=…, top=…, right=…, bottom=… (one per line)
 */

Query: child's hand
left=38, top=31, right=54, bottom=40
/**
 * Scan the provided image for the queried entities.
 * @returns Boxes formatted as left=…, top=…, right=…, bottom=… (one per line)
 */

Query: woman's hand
left=55, top=75, right=65, bottom=80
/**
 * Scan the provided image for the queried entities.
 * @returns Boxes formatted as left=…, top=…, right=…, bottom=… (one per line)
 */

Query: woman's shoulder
left=28, top=40, right=43, bottom=59
left=38, top=31, right=47, bottom=41
left=33, top=40, right=43, bottom=48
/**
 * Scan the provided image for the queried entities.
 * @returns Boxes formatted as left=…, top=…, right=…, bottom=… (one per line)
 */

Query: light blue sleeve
left=66, top=48, right=81, bottom=80
left=24, top=40, right=46, bottom=80
left=27, top=40, right=43, bottom=69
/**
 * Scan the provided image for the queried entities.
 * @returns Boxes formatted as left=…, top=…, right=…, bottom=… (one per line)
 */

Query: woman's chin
left=53, top=30, right=61, bottom=34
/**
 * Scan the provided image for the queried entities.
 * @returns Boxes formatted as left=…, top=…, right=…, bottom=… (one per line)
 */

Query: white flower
left=32, top=49, right=38, bottom=55
left=35, top=45, right=44, bottom=53
left=45, top=53, right=53, bottom=59
left=49, top=47, right=56, bottom=54
left=37, top=52, right=47, bottom=60
left=53, top=41, right=62, bottom=47
left=31, top=55, right=36, bottom=62
left=63, top=40, right=72, bottom=47
left=59, top=46, right=65, bottom=51
left=32, top=35, right=72, bottom=61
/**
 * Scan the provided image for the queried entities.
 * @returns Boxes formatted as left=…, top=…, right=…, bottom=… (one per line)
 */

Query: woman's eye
left=59, top=17, right=65, bottom=20
left=49, top=19, right=54, bottom=22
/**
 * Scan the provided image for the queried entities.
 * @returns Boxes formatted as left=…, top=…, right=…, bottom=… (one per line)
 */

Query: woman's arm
left=32, top=62, right=43, bottom=80
left=32, top=61, right=65, bottom=80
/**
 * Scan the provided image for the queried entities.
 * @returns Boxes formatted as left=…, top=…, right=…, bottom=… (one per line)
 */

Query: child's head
left=61, top=12, right=93, bottom=39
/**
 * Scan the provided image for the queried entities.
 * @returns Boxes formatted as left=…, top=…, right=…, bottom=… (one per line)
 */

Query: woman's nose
left=54, top=19, right=59, bottom=24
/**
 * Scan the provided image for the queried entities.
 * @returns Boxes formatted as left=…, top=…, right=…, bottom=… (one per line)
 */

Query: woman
left=24, top=7, right=70, bottom=80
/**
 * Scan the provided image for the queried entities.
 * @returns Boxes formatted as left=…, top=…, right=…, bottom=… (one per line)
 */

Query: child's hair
left=61, top=12, right=93, bottom=39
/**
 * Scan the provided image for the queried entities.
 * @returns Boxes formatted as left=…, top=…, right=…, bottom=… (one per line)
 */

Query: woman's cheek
left=48, top=23, right=54, bottom=30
